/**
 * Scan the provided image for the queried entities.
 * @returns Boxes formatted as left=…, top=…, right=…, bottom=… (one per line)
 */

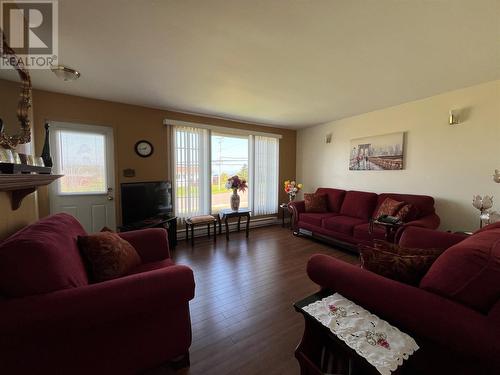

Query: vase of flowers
left=225, top=175, right=248, bottom=211
left=284, top=180, right=303, bottom=202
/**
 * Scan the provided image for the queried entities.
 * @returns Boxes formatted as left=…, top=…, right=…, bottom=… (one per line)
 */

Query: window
left=211, top=134, right=249, bottom=212
left=173, top=126, right=210, bottom=220
left=55, top=130, right=107, bottom=194
left=172, top=124, right=279, bottom=220
left=252, top=136, right=279, bottom=215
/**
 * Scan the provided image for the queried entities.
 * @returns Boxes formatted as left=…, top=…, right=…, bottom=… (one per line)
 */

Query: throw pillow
left=304, top=193, right=328, bottom=213
left=371, top=239, right=443, bottom=256
left=359, top=241, right=444, bottom=285
left=395, top=204, right=417, bottom=222
left=78, top=232, right=141, bottom=282
left=374, top=198, right=405, bottom=219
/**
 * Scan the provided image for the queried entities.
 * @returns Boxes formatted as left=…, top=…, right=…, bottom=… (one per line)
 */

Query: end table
left=217, top=208, right=251, bottom=240
left=369, top=218, right=403, bottom=243
left=279, top=203, right=292, bottom=228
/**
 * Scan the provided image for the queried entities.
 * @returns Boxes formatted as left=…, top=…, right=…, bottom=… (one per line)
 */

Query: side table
left=294, top=291, right=389, bottom=375
left=279, top=203, right=292, bottom=228
left=217, top=208, right=251, bottom=240
left=369, top=218, right=403, bottom=243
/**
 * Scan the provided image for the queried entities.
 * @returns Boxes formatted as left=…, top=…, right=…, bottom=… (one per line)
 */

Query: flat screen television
left=121, top=181, right=173, bottom=225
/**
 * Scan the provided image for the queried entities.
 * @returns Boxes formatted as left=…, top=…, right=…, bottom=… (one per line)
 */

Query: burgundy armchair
left=0, top=213, right=195, bottom=374
left=306, top=224, right=500, bottom=374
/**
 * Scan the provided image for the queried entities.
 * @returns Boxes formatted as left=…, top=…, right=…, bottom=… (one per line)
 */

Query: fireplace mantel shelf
left=0, top=174, right=63, bottom=210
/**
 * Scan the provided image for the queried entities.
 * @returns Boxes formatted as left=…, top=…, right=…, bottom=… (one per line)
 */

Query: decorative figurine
left=41, top=122, right=53, bottom=167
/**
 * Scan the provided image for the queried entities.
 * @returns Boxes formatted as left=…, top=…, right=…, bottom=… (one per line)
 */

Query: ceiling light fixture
left=51, top=65, right=81, bottom=81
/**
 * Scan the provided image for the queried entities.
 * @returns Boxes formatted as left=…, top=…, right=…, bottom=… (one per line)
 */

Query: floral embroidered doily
left=303, top=293, right=419, bottom=375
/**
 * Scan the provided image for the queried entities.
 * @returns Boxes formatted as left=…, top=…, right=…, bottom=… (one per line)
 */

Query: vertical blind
left=173, top=126, right=210, bottom=220
left=252, top=136, right=279, bottom=215
left=172, top=125, right=279, bottom=219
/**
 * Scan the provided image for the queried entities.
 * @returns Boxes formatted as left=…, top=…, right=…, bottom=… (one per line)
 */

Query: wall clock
left=135, top=140, right=154, bottom=157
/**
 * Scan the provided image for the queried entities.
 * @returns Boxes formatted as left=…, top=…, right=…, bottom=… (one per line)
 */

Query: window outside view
left=211, top=134, right=249, bottom=212
left=57, top=130, right=107, bottom=194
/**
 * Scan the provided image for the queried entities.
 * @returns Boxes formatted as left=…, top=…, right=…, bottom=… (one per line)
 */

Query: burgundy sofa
left=306, top=223, right=500, bottom=374
left=289, top=188, right=439, bottom=249
left=0, top=213, right=195, bottom=374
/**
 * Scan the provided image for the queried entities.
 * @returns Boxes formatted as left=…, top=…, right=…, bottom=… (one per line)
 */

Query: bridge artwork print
left=349, top=132, right=405, bottom=171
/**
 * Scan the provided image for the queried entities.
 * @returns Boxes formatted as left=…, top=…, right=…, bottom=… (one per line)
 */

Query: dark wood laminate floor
left=170, top=225, right=358, bottom=375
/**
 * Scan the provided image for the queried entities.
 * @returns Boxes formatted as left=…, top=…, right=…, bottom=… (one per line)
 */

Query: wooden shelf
left=0, top=174, right=63, bottom=210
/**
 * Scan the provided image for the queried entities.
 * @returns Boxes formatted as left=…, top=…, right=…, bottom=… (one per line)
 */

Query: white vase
left=230, top=189, right=240, bottom=211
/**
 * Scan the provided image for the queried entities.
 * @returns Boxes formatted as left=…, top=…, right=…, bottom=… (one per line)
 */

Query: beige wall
left=32, top=89, right=296, bottom=224
left=297, top=80, right=500, bottom=232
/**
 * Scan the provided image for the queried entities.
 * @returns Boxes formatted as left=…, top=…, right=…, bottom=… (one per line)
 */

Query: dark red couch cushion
left=340, top=191, right=378, bottom=220
left=323, top=215, right=366, bottom=235
left=0, top=213, right=89, bottom=298
left=316, top=188, right=346, bottom=213
left=304, top=193, right=328, bottom=212
left=353, top=223, right=386, bottom=241
left=420, top=226, right=500, bottom=313
left=299, top=212, right=338, bottom=227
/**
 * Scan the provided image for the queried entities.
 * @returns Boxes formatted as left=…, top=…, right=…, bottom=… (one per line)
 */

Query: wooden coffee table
left=217, top=208, right=251, bottom=240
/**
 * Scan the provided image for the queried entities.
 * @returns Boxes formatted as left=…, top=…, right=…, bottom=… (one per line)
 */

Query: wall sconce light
left=325, top=133, right=332, bottom=144
left=494, top=169, right=500, bottom=183
left=449, top=109, right=460, bottom=125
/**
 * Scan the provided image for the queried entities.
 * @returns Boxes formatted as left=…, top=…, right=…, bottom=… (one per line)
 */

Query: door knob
left=107, top=188, right=114, bottom=201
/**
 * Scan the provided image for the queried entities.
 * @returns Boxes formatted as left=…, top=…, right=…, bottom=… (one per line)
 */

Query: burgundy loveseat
left=0, top=213, right=195, bottom=374
left=289, top=188, right=439, bottom=249
left=306, top=223, right=500, bottom=374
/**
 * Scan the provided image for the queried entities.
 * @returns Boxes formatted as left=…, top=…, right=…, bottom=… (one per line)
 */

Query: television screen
left=121, top=181, right=172, bottom=225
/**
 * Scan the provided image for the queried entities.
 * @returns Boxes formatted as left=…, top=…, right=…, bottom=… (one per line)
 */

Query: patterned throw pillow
left=374, top=198, right=405, bottom=218
left=358, top=241, right=444, bottom=285
left=304, top=193, right=328, bottom=213
left=78, top=232, right=141, bottom=282
left=395, top=204, right=417, bottom=222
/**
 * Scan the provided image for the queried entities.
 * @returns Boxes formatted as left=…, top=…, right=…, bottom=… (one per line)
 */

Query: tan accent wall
left=32, top=89, right=296, bottom=225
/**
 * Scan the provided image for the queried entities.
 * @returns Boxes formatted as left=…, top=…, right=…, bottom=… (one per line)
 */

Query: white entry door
left=49, top=122, right=116, bottom=232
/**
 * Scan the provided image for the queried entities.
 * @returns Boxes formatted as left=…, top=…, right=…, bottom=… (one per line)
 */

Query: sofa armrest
left=289, top=200, right=305, bottom=230
left=398, top=226, right=468, bottom=249
left=0, top=264, right=195, bottom=334
left=307, top=254, right=499, bottom=366
left=394, top=213, right=440, bottom=242
left=119, top=228, right=170, bottom=262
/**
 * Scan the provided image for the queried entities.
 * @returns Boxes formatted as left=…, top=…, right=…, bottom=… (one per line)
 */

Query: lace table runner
left=303, top=293, right=418, bottom=375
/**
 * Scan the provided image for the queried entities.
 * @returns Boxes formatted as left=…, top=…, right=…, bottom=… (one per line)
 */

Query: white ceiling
left=2, top=0, right=499, bottom=128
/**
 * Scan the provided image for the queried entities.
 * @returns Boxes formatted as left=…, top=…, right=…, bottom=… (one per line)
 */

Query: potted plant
left=284, top=180, right=303, bottom=202
left=225, top=175, right=248, bottom=211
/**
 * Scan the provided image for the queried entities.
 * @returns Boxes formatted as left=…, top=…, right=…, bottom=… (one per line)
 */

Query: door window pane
left=57, top=130, right=107, bottom=194
left=211, top=134, right=248, bottom=212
